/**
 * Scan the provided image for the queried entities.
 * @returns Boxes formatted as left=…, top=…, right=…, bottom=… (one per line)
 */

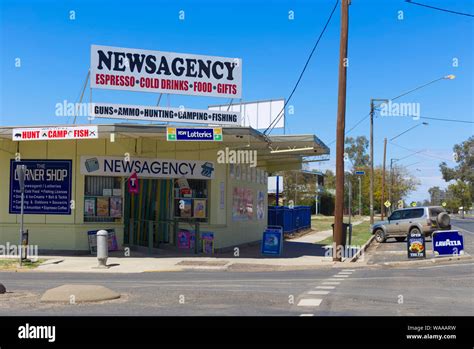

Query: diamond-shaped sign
left=411, top=201, right=417, bottom=207
left=442, top=202, right=447, bottom=207
left=384, top=200, right=391, bottom=208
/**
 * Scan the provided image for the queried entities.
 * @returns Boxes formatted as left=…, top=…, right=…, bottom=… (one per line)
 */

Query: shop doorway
left=124, top=178, right=174, bottom=248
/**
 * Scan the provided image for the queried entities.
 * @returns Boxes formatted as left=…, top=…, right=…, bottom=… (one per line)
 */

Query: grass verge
left=316, top=220, right=372, bottom=246
left=0, top=258, right=45, bottom=270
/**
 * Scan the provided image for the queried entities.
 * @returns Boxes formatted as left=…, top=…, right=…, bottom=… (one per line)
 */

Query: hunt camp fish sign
left=90, top=45, right=242, bottom=98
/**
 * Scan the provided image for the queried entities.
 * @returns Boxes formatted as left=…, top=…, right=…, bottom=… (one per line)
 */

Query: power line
left=389, top=141, right=453, bottom=162
left=405, top=0, right=474, bottom=18
left=327, top=76, right=453, bottom=145
left=263, top=0, right=339, bottom=135
left=419, top=116, right=473, bottom=124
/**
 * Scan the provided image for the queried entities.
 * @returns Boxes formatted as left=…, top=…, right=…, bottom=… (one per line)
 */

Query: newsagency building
left=0, top=124, right=329, bottom=254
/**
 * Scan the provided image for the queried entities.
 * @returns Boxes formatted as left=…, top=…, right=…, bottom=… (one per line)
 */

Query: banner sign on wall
left=90, top=45, right=242, bottom=98
left=9, top=160, right=72, bottom=215
left=167, top=127, right=222, bottom=141
left=91, top=102, right=240, bottom=126
left=12, top=126, right=98, bottom=141
left=80, top=156, right=215, bottom=179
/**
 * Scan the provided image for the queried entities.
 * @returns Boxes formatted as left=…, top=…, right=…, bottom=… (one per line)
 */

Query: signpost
left=355, top=170, right=365, bottom=175
left=261, top=227, right=283, bottom=256
left=433, top=230, right=464, bottom=257
left=407, top=229, right=426, bottom=259
left=17, top=165, right=26, bottom=266
left=167, top=127, right=222, bottom=142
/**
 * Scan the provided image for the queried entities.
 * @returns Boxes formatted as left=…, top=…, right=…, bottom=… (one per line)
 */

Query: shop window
left=84, top=176, right=123, bottom=223
left=173, top=179, right=208, bottom=222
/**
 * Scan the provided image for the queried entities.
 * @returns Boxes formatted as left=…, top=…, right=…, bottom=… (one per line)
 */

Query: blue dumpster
left=268, top=206, right=311, bottom=234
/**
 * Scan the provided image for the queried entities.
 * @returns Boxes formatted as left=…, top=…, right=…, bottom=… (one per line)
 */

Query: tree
left=345, top=136, right=370, bottom=168
left=428, top=186, right=446, bottom=205
left=440, top=136, right=474, bottom=202
left=445, top=180, right=471, bottom=216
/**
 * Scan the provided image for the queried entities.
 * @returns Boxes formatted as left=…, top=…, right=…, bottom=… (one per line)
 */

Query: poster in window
left=84, top=197, right=96, bottom=216
left=201, top=232, right=214, bottom=254
left=96, top=197, right=110, bottom=216
left=235, top=164, right=241, bottom=180
left=257, top=191, right=265, bottom=220
left=179, top=199, right=192, bottom=218
left=109, top=196, right=122, bottom=218
left=245, top=188, right=254, bottom=219
left=193, top=199, right=206, bottom=218
left=232, top=187, right=254, bottom=221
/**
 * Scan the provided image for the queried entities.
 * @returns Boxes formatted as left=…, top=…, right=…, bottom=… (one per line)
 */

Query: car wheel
left=395, top=237, right=405, bottom=242
left=374, top=229, right=386, bottom=243
left=410, top=227, right=421, bottom=236
left=437, top=212, right=450, bottom=229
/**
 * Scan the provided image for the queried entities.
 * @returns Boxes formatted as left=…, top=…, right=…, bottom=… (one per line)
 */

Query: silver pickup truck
left=372, top=206, right=451, bottom=243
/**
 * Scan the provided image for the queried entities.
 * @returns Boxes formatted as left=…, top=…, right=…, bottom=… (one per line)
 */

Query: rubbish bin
left=331, top=223, right=351, bottom=246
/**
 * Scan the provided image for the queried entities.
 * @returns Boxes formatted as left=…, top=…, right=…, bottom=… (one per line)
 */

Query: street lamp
left=381, top=123, right=428, bottom=219
left=369, top=74, right=455, bottom=224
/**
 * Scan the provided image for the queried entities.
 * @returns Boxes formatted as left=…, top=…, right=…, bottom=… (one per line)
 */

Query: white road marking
left=334, top=275, right=349, bottom=278
left=297, top=299, right=323, bottom=307
left=341, top=269, right=356, bottom=272
left=323, top=281, right=341, bottom=285
left=326, top=278, right=346, bottom=282
left=308, top=290, right=330, bottom=295
left=316, top=286, right=335, bottom=289
left=300, top=314, right=315, bottom=316
left=337, top=272, right=353, bottom=275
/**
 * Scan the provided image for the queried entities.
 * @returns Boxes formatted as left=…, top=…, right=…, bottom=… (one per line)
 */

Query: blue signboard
left=9, top=160, right=72, bottom=215
left=433, top=230, right=464, bottom=256
left=261, top=227, right=283, bottom=256
left=355, top=170, right=365, bottom=175
left=167, top=127, right=222, bottom=141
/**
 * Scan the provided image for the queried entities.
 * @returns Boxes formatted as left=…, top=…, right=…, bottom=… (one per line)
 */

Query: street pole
left=17, top=165, right=26, bottom=267
left=381, top=137, right=387, bottom=220
left=369, top=100, right=374, bottom=225
left=333, top=0, right=349, bottom=262
left=358, top=176, right=362, bottom=216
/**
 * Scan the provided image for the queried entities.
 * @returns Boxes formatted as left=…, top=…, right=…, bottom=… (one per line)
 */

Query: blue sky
left=1, top=0, right=473, bottom=202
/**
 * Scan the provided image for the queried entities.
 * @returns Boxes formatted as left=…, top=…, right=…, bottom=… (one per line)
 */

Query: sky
left=1, top=0, right=473, bottom=203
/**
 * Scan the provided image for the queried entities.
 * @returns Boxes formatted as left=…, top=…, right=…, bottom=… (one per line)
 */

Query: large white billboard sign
left=208, top=99, right=284, bottom=130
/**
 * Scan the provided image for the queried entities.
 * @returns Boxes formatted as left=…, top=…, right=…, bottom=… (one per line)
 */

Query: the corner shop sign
left=91, top=45, right=242, bottom=98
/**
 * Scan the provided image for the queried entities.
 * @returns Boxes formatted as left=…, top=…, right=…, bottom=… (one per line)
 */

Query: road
left=0, top=217, right=472, bottom=316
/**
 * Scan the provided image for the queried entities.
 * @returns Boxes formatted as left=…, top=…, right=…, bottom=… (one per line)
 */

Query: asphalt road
left=1, top=261, right=473, bottom=316
left=0, top=217, right=472, bottom=316
left=367, top=217, right=474, bottom=264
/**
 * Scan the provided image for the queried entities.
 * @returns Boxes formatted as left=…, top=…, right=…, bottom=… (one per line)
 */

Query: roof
left=0, top=123, right=330, bottom=172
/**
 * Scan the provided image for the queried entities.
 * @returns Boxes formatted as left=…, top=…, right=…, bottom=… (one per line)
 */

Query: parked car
left=371, top=206, right=451, bottom=243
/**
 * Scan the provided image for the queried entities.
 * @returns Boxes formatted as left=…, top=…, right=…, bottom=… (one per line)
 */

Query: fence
left=267, top=206, right=312, bottom=234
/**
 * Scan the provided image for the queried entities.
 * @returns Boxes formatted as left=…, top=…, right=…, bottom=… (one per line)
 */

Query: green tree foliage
left=344, top=136, right=370, bottom=167
left=439, top=136, right=474, bottom=201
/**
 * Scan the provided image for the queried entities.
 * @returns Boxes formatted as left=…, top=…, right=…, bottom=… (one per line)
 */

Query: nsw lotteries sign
left=80, top=156, right=215, bottom=179
left=91, top=102, right=240, bottom=126
left=90, top=45, right=242, bottom=98
left=433, top=230, right=464, bottom=256
left=12, top=126, right=98, bottom=141
left=167, top=127, right=222, bottom=141
left=9, top=160, right=72, bottom=215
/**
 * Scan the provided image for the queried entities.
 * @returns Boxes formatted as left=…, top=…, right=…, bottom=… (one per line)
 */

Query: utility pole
left=333, top=0, right=349, bottom=262
left=369, top=98, right=389, bottom=225
left=369, top=100, right=374, bottom=225
left=381, top=137, right=387, bottom=220
left=358, top=176, right=362, bottom=216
